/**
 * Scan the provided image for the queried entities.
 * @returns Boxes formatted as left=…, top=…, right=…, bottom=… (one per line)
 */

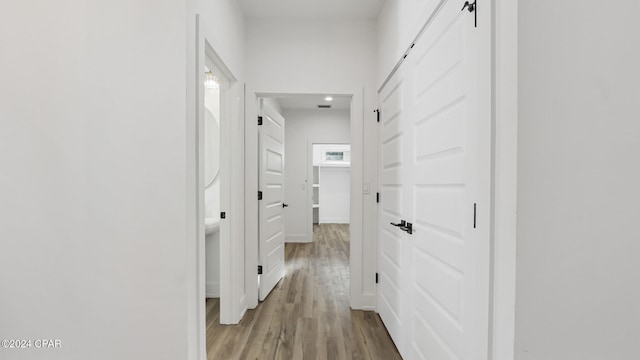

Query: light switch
left=363, top=181, right=370, bottom=194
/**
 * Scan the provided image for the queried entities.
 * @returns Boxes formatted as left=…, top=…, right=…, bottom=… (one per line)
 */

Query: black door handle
left=391, top=220, right=413, bottom=234
left=401, top=222, right=413, bottom=235
left=282, top=203, right=289, bottom=208
left=390, top=220, right=406, bottom=227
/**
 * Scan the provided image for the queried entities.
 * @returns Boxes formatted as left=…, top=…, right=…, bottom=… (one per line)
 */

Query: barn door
left=258, top=99, right=286, bottom=301
left=377, top=62, right=412, bottom=354
left=377, top=0, right=492, bottom=358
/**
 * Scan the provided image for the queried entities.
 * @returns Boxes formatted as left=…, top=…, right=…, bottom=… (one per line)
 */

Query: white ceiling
left=272, top=94, right=351, bottom=110
left=239, top=0, right=385, bottom=20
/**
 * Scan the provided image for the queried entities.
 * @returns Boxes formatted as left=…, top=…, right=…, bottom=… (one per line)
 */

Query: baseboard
left=206, top=281, right=219, bottom=298
left=319, top=218, right=350, bottom=224
left=350, top=292, right=377, bottom=311
left=285, top=234, right=310, bottom=243
left=238, top=294, right=247, bottom=321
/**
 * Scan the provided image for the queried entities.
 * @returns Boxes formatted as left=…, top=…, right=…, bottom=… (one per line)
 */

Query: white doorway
left=246, top=92, right=361, bottom=309
left=198, top=43, right=234, bottom=326
left=255, top=95, right=353, bottom=301
left=203, top=61, right=223, bottom=303
left=193, top=16, right=244, bottom=345
left=309, top=143, right=351, bottom=240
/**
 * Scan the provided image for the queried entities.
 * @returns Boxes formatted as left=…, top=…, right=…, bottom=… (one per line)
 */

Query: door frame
left=307, top=140, right=352, bottom=242
left=196, top=17, right=239, bottom=325
left=490, top=0, right=518, bottom=359
left=187, top=13, right=245, bottom=360
left=245, top=89, right=366, bottom=310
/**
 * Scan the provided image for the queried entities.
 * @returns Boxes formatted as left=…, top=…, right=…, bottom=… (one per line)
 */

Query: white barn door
left=377, top=0, right=492, bottom=359
left=258, top=100, right=286, bottom=301
left=378, top=63, right=410, bottom=354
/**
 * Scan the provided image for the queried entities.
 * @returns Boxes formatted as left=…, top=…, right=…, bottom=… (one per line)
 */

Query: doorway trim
left=245, top=89, right=366, bottom=310
left=188, top=13, right=244, bottom=360
left=489, top=0, right=518, bottom=359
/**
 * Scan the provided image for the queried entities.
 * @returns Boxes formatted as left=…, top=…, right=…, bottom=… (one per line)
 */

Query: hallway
left=206, top=224, right=401, bottom=359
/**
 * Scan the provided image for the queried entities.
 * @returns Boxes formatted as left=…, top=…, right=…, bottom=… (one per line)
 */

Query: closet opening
left=310, top=143, right=351, bottom=237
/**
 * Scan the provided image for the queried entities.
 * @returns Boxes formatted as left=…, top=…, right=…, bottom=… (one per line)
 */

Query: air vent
left=317, top=105, right=332, bottom=109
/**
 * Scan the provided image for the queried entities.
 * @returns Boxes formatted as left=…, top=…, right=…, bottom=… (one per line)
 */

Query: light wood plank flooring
left=206, top=224, right=402, bottom=360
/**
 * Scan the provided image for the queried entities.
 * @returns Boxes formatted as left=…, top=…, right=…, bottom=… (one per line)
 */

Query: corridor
left=205, top=224, right=401, bottom=359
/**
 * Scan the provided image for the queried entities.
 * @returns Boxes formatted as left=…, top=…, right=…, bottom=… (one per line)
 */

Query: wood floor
left=206, top=224, right=402, bottom=360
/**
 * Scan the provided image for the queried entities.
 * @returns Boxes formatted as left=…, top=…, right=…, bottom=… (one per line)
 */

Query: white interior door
left=377, top=0, right=492, bottom=358
left=378, top=63, right=410, bottom=354
left=258, top=99, right=286, bottom=301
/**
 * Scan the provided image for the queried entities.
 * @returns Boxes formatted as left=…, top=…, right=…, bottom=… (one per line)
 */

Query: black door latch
left=461, top=0, right=477, bottom=27
left=402, top=222, right=413, bottom=235
left=390, top=220, right=406, bottom=227
left=390, top=220, right=414, bottom=235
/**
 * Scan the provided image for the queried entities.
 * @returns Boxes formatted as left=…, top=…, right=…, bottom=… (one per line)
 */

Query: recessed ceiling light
left=325, top=96, right=333, bottom=102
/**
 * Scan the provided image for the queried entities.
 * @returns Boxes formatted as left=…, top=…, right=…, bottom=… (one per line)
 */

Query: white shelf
left=315, top=163, right=350, bottom=168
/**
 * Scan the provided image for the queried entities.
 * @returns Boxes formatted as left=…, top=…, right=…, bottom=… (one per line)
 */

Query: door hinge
left=220, top=212, right=226, bottom=219
left=374, top=109, right=380, bottom=123
left=473, top=203, right=477, bottom=229
left=376, top=192, right=380, bottom=203
left=257, top=265, right=263, bottom=275
left=258, top=116, right=263, bottom=126
left=461, top=0, right=477, bottom=27
left=375, top=272, right=379, bottom=284
left=258, top=191, right=263, bottom=200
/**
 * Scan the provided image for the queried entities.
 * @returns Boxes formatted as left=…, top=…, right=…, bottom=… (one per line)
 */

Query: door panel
left=407, top=2, right=482, bottom=358
left=377, top=68, right=408, bottom=353
left=377, top=0, right=492, bottom=359
left=259, top=100, right=286, bottom=301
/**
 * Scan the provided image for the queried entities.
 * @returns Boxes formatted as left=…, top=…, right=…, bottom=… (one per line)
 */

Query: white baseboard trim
left=285, top=234, right=310, bottom=243
left=319, top=218, right=350, bottom=224
left=350, top=293, right=376, bottom=311
left=360, top=293, right=376, bottom=310
left=238, top=294, right=247, bottom=320
left=206, top=281, right=219, bottom=298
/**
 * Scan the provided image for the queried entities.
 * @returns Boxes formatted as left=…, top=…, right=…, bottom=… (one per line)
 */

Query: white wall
left=0, top=1, right=245, bottom=359
left=245, top=18, right=378, bottom=309
left=0, top=1, right=188, bottom=359
left=188, top=0, right=245, bottom=80
left=263, top=98, right=283, bottom=115
left=516, top=1, right=640, bottom=359
left=246, top=19, right=377, bottom=94
left=283, top=109, right=350, bottom=241
left=319, top=167, right=351, bottom=224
